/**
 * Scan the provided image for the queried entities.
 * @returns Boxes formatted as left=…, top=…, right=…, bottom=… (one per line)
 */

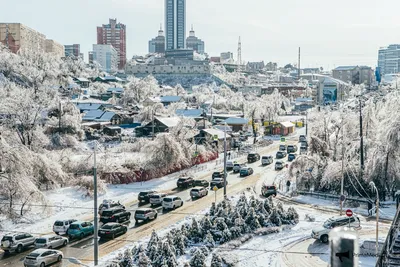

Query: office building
left=165, top=0, right=186, bottom=50
left=45, top=39, right=65, bottom=58
left=97, top=18, right=126, bottom=69
left=149, top=26, right=166, bottom=54
left=64, top=44, right=81, bottom=58
left=220, top=52, right=234, bottom=63
left=186, top=26, right=204, bottom=54
left=332, top=66, right=374, bottom=85
left=88, top=51, right=94, bottom=64
left=378, top=44, right=400, bottom=75
left=92, top=44, right=118, bottom=73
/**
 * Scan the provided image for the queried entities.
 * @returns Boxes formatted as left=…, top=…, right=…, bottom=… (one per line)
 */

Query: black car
left=247, top=153, right=260, bottom=163
left=210, top=178, right=227, bottom=189
left=138, top=190, right=157, bottom=203
left=261, top=185, right=277, bottom=197
left=194, top=179, right=209, bottom=188
left=99, top=207, right=131, bottom=223
left=276, top=151, right=287, bottom=159
left=177, top=177, right=194, bottom=188
left=299, top=135, right=306, bottom=142
left=279, top=144, right=287, bottom=151
left=98, top=223, right=127, bottom=239
left=212, top=171, right=226, bottom=179
left=287, top=145, right=298, bottom=153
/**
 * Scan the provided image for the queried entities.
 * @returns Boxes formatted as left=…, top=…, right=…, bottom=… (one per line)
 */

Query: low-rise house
left=73, top=77, right=90, bottom=88
left=103, top=126, right=122, bottom=136
left=135, top=116, right=181, bottom=137
left=107, top=87, right=124, bottom=96
left=143, top=97, right=161, bottom=107
left=224, top=117, right=249, bottom=132
left=176, top=108, right=205, bottom=119
left=294, top=98, right=314, bottom=111
left=160, top=96, right=184, bottom=106
left=196, top=128, right=232, bottom=152
left=75, top=103, right=105, bottom=113
left=82, top=110, right=121, bottom=125
left=278, top=121, right=295, bottom=136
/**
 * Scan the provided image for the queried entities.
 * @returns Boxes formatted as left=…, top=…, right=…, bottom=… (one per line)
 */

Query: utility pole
left=58, top=101, right=62, bottom=131
left=359, top=97, right=364, bottom=170
left=93, top=141, right=99, bottom=266
left=223, top=122, right=227, bottom=198
left=152, top=109, right=155, bottom=140
left=340, top=123, right=345, bottom=215
left=298, top=47, right=301, bottom=80
left=305, top=111, right=308, bottom=137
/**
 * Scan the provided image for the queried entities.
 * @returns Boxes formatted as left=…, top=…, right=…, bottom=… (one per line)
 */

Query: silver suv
left=149, top=193, right=167, bottom=206
left=134, top=208, right=158, bottom=224
left=190, top=187, right=208, bottom=199
left=1, top=233, right=36, bottom=253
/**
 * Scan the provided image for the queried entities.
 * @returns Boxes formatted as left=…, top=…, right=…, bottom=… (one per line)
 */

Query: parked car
left=177, top=177, right=194, bottom=188
left=311, top=215, right=361, bottom=243
left=190, top=187, right=208, bottom=199
left=67, top=221, right=94, bottom=240
left=261, top=155, right=273, bottom=166
left=98, top=223, right=127, bottom=239
left=99, top=200, right=125, bottom=216
left=288, top=153, right=296, bottom=162
left=300, top=140, right=308, bottom=148
left=226, top=161, right=234, bottom=171
left=233, top=140, right=242, bottom=148
left=239, top=135, right=247, bottom=141
left=279, top=144, right=287, bottom=151
left=261, top=185, right=277, bottom=197
left=149, top=193, right=167, bottom=207
left=299, top=135, right=306, bottom=142
left=134, top=208, right=158, bottom=223
left=162, top=196, right=183, bottom=210
left=287, top=145, right=298, bottom=153
left=138, top=190, right=157, bottom=203
left=100, top=207, right=131, bottom=223
left=34, top=235, right=68, bottom=249
left=210, top=178, right=227, bottom=189
left=194, top=179, right=209, bottom=187
left=53, top=219, right=77, bottom=235
left=240, top=167, right=254, bottom=177
left=275, top=161, right=284, bottom=170
left=233, top=163, right=245, bottom=173
left=24, top=249, right=63, bottom=267
left=1, top=233, right=36, bottom=254
left=247, top=153, right=260, bottom=163
left=300, top=146, right=308, bottom=154
left=212, top=171, right=226, bottom=179
left=276, top=151, right=287, bottom=159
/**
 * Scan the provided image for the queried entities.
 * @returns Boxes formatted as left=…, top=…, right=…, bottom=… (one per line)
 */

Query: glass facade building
left=165, top=0, right=186, bottom=50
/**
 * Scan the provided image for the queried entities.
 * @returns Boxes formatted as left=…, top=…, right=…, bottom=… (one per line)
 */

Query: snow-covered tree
left=138, top=252, right=152, bottom=267
left=210, top=253, right=223, bottom=267
left=188, top=218, right=203, bottom=243
left=160, top=241, right=177, bottom=267
left=189, top=249, right=206, bottom=267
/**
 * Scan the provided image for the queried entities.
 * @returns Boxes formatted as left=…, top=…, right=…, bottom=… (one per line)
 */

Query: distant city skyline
left=1, top=0, right=399, bottom=69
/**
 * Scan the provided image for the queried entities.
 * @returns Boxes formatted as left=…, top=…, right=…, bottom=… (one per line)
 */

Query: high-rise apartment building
left=149, top=26, right=166, bottom=54
left=97, top=19, right=126, bottom=69
left=64, top=44, right=81, bottom=58
left=45, top=39, right=65, bottom=58
left=0, top=23, right=46, bottom=53
left=378, top=44, right=400, bottom=75
left=92, top=44, right=118, bottom=73
left=186, top=26, right=204, bottom=54
left=165, top=0, right=186, bottom=50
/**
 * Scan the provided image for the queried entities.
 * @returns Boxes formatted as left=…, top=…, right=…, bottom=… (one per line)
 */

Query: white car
left=226, top=161, right=234, bottom=170
left=1, top=233, right=36, bottom=253
left=311, top=215, right=361, bottom=243
left=53, top=219, right=77, bottom=235
left=24, top=249, right=63, bottom=267
left=261, top=155, right=273, bottom=165
left=149, top=193, right=167, bottom=206
left=34, top=235, right=68, bottom=249
left=190, top=187, right=208, bottom=199
left=162, top=196, right=183, bottom=210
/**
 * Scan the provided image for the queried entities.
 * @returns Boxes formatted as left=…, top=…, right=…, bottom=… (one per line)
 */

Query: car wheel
left=55, top=232, right=59, bottom=235
left=63, top=240, right=67, bottom=246
left=68, top=235, right=73, bottom=240
left=48, top=246, right=52, bottom=249
left=40, top=262, right=45, bottom=267
left=135, top=219, right=139, bottom=224
left=154, top=213, right=158, bottom=219
left=180, top=202, right=183, bottom=207
left=321, top=235, right=329, bottom=243
left=123, top=227, right=127, bottom=234
left=16, top=244, right=23, bottom=253
left=172, top=205, right=175, bottom=209
left=112, top=234, right=115, bottom=239
left=80, top=233, right=84, bottom=239
left=57, top=255, right=62, bottom=262
left=115, top=218, right=119, bottom=223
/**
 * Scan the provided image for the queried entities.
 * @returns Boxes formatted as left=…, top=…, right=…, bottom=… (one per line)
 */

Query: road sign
left=280, top=137, right=286, bottom=142
left=213, top=186, right=219, bottom=191
left=346, top=209, right=353, bottom=217
left=340, top=195, right=346, bottom=202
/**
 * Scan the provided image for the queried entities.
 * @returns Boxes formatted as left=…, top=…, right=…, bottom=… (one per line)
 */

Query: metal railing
left=377, top=203, right=400, bottom=266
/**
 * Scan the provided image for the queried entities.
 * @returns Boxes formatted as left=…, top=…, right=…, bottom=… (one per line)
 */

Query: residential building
left=88, top=51, right=94, bottom=64
left=135, top=116, right=181, bottom=137
left=126, top=64, right=210, bottom=75
left=332, top=66, right=374, bottom=85
left=186, top=26, right=205, bottom=54
left=247, top=61, right=265, bottom=72
left=45, top=39, right=64, bottom=58
left=210, top=57, right=221, bottom=63
left=224, top=117, right=249, bottom=132
left=97, top=18, right=126, bottom=69
left=378, top=44, right=400, bottom=75
left=220, top=52, right=234, bottom=63
left=0, top=23, right=46, bottom=53
left=265, top=62, right=278, bottom=72
left=82, top=110, right=121, bottom=124
left=165, top=0, right=186, bottom=50
left=64, top=44, right=81, bottom=58
left=302, top=68, right=320, bottom=74
left=92, top=44, right=118, bottom=73
left=149, top=26, right=166, bottom=54
left=198, top=128, right=231, bottom=152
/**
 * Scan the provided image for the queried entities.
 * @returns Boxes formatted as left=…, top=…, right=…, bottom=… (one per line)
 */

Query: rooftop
left=176, top=109, right=204, bottom=117
left=202, top=128, right=231, bottom=139
left=160, top=96, right=183, bottom=103
left=156, top=117, right=181, bottom=128
left=280, top=121, right=295, bottom=128
left=224, top=117, right=249, bottom=125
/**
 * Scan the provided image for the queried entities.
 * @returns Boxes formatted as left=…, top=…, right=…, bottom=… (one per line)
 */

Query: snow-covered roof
left=107, top=87, right=124, bottom=94
left=160, top=96, right=183, bottom=103
left=156, top=117, right=181, bottom=128
left=224, top=117, right=249, bottom=125
left=176, top=109, right=204, bottom=117
left=75, top=77, right=90, bottom=82
left=76, top=103, right=104, bottom=111
left=202, top=128, right=231, bottom=139
left=280, top=121, right=295, bottom=128
left=144, top=97, right=161, bottom=103
left=82, top=110, right=117, bottom=122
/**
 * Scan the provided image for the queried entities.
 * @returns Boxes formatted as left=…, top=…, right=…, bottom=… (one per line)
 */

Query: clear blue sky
left=2, top=0, right=399, bottom=69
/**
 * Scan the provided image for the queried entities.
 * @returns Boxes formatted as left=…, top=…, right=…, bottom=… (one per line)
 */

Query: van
left=53, top=219, right=77, bottom=235
left=261, top=156, right=273, bottom=166
left=311, top=215, right=361, bottom=243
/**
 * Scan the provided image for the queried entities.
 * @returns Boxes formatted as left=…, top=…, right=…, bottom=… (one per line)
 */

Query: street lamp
left=369, top=181, right=379, bottom=259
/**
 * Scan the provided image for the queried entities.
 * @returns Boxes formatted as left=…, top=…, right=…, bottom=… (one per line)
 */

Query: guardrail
left=297, top=190, right=370, bottom=204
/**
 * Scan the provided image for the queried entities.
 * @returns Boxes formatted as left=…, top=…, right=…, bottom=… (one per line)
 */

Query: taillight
left=106, top=232, right=111, bottom=234
left=111, top=216, right=115, bottom=219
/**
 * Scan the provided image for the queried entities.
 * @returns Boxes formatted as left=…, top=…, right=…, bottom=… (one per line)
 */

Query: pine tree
left=173, top=230, right=187, bottom=256
left=200, top=216, right=213, bottom=233
left=209, top=202, right=216, bottom=216
left=245, top=207, right=261, bottom=231
left=120, top=248, right=134, bottom=267
left=138, top=252, right=152, bottom=267
left=263, top=197, right=273, bottom=214
left=210, top=253, right=223, bottom=267
left=147, top=230, right=159, bottom=251
left=269, top=208, right=282, bottom=226
left=147, top=244, right=159, bottom=264
left=189, top=248, right=207, bottom=267
left=221, top=228, right=232, bottom=243
left=204, top=231, right=215, bottom=249
left=161, top=241, right=178, bottom=267
left=189, top=217, right=203, bottom=243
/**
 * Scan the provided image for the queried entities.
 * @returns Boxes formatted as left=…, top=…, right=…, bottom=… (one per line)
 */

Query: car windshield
left=54, top=221, right=64, bottom=226
left=234, top=164, right=240, bottom=167
left=139, top=192, right=149, bottom=196
left=101, top=225, right=113, bottom=230
left=323, top=220, right=332, bottom=228
left=164, top=198, right=172, bottom=202
left=1, top=236, right=13, bottom=241
left=266, top=186, right=275, bottom=190
left=135, top=210, right=145, bottom=214
left=35, top=238, right=47, bottom=243
left=150, top=195, right=161, bottom=198
left=248, top=154, right=256, bottom=157
left=178, top=178, right=187, bottom=182
left=102, top=211, right=114, bottom=216
left=69, top=224, right=80, bottom=229
left=191, top=189, right=199, bottom=192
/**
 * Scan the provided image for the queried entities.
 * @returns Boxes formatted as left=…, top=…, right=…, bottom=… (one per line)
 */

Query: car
left=287, top=145, right=298, bottom=153
left=67, top=221, right=94, bottom=240
left=279, top=144, right=287, bottom=151
left=311, top=215, right=361, bottom=243
left=34, top=235, right=68, bottom=249
left=276, top=151, right=287, bottom=159
left=226, top=161, right=234, bottom=171
left=239, top=167, right=254, bottom=177
left=149, top=193, right=167, bottom=206
left=210, top=178, right=227, bottom=189
left=247, top=153, right=260, bottom=163
left=99, top=200, right=125, bottom=216
left=233, top=163, right=245, bottom=173
left=24, top=249, right=63, bottom=267
left=300, top=140, right=308, bottom=148
left=261, top=185, right=277, bottom=197
left=288, top=153, right=296, bottom=162
left=275, top=161, right=284, bottom=170
left=261, top=155, right=273, bottom=165
left=98, top=223, right=128, bottom=239
left=212, top=171, right=226, bottom=179
left=100, top=207, right=131, bottom=223
left=1, top=233, right=36, bottom=254
left=299, top=135, right=306, bottom=142
left=177, top=177, right=194, bottom=188
left=138, top=190, right=157, bottom=203
left=53, top=219, right=77, bottom=235
left=233, top=140, right=242, bottom=148
left=162, top=196, right=183, bottom=210
left=239, top=135, right=247, bottom=141
left=193, top=179, right=209, bottom=188
left=134, top=208, right=158, bottom=223
left=190, top=187, right=208, bottom=199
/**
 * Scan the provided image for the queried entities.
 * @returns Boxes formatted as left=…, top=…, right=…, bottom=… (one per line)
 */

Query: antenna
left=237, top=36, right=242, bottom=79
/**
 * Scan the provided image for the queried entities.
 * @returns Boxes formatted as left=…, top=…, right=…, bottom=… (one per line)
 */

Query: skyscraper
left=92, top=44, right=118, bottom=73
left=64, top=44, right=81, bottom=58
left=378, top=44, right=400, bottom=75
left=149, top=25, right=166, bottom=54
left=186, top=26, right=205, bottom=54
left=165, top=0, right=186, bottom=50
left=97, top=19, right=126, bottom=70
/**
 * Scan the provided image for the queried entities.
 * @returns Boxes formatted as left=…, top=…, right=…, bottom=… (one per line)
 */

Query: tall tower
left=165, top=0, right=186, bottom=50
left=237, top=36, right=242, bottom=76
